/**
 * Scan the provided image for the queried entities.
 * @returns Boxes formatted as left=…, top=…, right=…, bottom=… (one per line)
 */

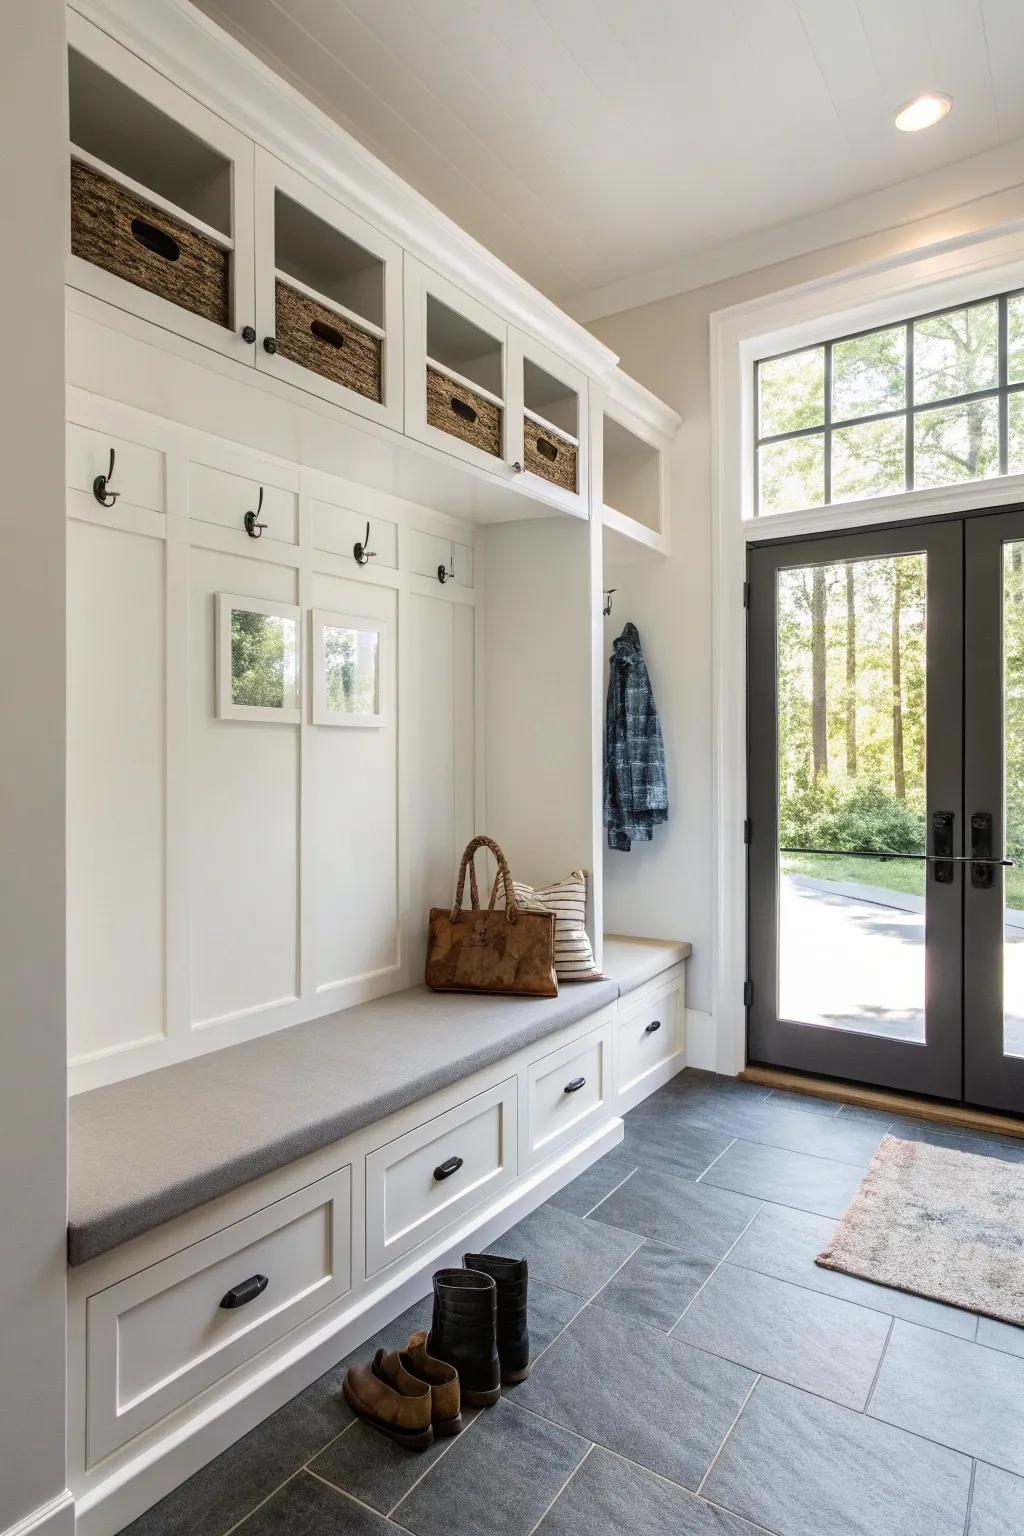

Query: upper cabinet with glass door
left=508, top=333, right=589, bottom=517
left=66, top=13, right=255, bottom=363
left=254, top=152, right=404, bottom=432
left=404, top=260, right=512, bottom=478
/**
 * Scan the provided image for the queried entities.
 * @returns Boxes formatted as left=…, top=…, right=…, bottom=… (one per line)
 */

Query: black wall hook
left=353, top=521, right=376, bottom=565
left=437, top=548, right=455, bottom=584
left=244, top=487, right=267, bottom=539
left=93, top=449, right=119, bottom=507
left=603, top=588, right=616, bottom=617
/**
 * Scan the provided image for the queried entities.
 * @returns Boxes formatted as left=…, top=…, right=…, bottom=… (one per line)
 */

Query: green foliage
left=231, top=608, right=289, bottom=709
left=780, top=775, right=924, bottom=855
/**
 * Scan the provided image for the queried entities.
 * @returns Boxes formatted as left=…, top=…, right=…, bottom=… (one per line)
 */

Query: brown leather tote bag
left=425, top=835, right=558, bottom=997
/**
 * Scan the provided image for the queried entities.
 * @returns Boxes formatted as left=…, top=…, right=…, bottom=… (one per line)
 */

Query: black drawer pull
left=644, top=1020, right=662, bottom=1035
left=220, top=1273, right=269, bottom=1310
left=451, top=397, right=478, bottom=424
left=536, top=436, right=559, bottom=462
left=131, top=217, right=180, bottom=262
left=434, top=1155, right=463, bottom=1181
left=311, top=318, right=345, bottom=349
left=563, top=1076, right=586, bottom=1094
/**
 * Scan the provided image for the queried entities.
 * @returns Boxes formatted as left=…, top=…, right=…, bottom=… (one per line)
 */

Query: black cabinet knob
left=434, top=1155, right=463, bottom=1181
left=644, top=1020, right=662, bottom=1035
left=240, top=325, right=256, bottom=344
left=563, top=1076, right=586, bottom=1094
left=220, top=1273, right=269, bottom=1309
left=263, top=336, right=278, bottom=354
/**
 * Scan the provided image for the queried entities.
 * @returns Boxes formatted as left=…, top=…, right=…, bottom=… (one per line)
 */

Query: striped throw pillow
left=498, top=869, right=604, bottom=982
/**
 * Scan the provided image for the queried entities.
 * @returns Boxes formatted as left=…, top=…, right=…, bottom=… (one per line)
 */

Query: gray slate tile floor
left=120, top=1071, right=1024, bottom=1536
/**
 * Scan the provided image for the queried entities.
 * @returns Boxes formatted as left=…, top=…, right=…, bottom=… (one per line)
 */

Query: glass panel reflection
left=1003, top=541, right=1024, bottom=1058
left=777, top=553, right=927, bottom=1041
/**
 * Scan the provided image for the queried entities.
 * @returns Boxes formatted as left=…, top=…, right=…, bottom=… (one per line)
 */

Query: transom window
left=755, top=289, right=1024, bottom=515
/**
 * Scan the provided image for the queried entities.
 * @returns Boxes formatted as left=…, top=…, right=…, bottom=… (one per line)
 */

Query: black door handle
left=220, top=1274, right=269, bottom=1309
left=645, top=1020, right=662, bottom=1035
left=563, top=1076, right=586, bottom=1093
left=434, top=1156, right=463, bottom=1181
left=972, top=812, right=995, bottom=889
left=931, top=810, right=954, bottom=884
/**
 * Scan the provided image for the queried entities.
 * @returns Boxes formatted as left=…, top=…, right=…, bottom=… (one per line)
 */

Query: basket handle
left=451, top=397, right=478, bottom=424
left=311, top=318, right=345, bottom=349
left=450, top=835, right=518, bottom=924
left=535, top=436, right=559, bottom=462
left=131, top=217, right=180, bottom=263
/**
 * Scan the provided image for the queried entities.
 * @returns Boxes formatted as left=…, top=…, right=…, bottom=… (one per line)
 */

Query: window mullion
left=824, top=343, right=833, bottom=505
left=999, top=294, right=1009, bottom=478
left=906, top=321, right=914, bottom=491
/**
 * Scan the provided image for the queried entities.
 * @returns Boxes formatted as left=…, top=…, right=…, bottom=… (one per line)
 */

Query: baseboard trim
left=742, top=1066, right=1024, bottom=1139
left=2, top=1492, right=75, bottom=1536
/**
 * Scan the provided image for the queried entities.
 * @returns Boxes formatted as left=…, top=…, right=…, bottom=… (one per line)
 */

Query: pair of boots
left=341, top=1252, right=528, bottom=1450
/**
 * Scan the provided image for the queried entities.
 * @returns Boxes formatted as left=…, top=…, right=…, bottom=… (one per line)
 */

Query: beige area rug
left=816, top=1134, right=1024, bottom=1327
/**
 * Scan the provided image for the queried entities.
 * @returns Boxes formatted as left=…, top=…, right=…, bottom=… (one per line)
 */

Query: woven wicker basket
left=70, top=159, right=229, bottom=327
left=274, top=280, right=382, bottom=402
left=426, top=367, right=501, bottom=457
left=524, top=417, right=578, bottom=493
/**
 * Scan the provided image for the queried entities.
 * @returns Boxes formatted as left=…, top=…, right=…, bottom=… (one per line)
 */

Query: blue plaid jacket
left=603, top=622, right=668, bottom=852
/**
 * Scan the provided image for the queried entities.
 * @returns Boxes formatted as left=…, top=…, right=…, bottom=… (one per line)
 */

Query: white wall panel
left=189, top=547, right=300, bottom=1026
left=308, top=571, right=399, bottom=992
left=67, top=518, right=166, bottom=1061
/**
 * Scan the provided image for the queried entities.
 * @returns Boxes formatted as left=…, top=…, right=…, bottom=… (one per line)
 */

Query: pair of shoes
left=342, top=1339, right=461, bottom=1450
left=426, top=1252, right=530, bottom=1408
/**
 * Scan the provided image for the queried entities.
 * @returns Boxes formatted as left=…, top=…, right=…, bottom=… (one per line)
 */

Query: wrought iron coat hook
left=353, top=521, right=376, bottom=565
left=244, top=487, right=267, bottom=539
left=437, top=546, right=455, bottom=584
left=93, top=448, right=120, bottom=507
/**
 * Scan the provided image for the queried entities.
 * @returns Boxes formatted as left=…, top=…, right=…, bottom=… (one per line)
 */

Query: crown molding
left=70, top=0, right=619, bottom=384
left=567, top=135, right=1024, bottom=324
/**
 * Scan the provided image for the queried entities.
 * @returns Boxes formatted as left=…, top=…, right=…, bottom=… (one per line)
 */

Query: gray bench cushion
left=602, top=935, right=691, bottom=997
left=68, top=981, right=618, bottom=1266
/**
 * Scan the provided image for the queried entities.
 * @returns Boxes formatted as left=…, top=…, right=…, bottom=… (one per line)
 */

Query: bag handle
left=450, top=835, right=518, bottom=924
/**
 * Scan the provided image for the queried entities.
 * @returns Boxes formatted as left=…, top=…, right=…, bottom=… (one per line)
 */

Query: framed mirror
left=216, top=593, right=301, bottom=723
left=311, top=609, right=389, bottom=728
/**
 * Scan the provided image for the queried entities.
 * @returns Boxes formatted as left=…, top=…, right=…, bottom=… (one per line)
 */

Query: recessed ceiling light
left=894, top=93, right=952, bottom=132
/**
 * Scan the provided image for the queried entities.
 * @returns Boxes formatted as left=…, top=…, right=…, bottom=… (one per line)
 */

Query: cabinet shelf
left=70, top=146, right=234, bottom=252
left=273, top=269, right=385, bottom=340
left=425, top=355, right=505, bottom=410
left=523, top=406, right=578, bottom=448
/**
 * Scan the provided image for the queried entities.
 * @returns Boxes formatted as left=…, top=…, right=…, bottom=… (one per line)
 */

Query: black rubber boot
left=427, top=1268, right=501, bottom=1406
left=463, top=1252, right=530, bottom=1383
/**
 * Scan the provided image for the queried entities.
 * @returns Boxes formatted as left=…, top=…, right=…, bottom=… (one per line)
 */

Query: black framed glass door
left=964, top=510, right=1024, bottom=1112
left=747, top=520, right=964, bottom=1100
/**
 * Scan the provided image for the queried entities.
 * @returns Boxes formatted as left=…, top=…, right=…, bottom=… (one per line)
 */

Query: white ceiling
left=193, top=0, right=1024, bottom=313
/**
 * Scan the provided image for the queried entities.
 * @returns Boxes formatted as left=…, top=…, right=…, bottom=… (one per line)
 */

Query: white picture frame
left=216, top=593, right=301, bottom=724
left=311, top=609, right=390, bottom=728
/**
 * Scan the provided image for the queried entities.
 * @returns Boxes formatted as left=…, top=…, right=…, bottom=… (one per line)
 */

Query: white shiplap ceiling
left=192, top=0, right=1024, bottom=314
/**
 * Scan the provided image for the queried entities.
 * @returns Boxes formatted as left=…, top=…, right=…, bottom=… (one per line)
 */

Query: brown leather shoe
left=406, top=1330, right=463, bottom=1435
left=342, top=1347, right=433, bottom=1449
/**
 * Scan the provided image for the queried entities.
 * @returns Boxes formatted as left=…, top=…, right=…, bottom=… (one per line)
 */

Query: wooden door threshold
left=741, top=1065, right=1024, bottom=1141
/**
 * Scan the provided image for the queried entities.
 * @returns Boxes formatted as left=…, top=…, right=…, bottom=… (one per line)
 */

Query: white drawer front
left=67, top=423, right=164, bottom=513
left=312, top=499, right=398, bottom=569
left=617, top=979, right=683, bottom=1097
left=86, top=1165, right=351, bottom=1464
left=527, top=1027, right=609, bottom=1163
left=366, top=1079, right=517, bottom=1276
left=189, top=461, right=299, bottom=545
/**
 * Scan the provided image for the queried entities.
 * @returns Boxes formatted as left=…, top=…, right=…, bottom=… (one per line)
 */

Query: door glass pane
left=777, top=553, right=927, bottom=1041
left=1003, top=541, right=1024, bottom=1057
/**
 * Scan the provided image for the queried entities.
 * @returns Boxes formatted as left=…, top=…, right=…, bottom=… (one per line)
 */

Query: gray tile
left=589, top=1168, right=761, bottom=1261
left=700, top=1139, right=865, bottom=1218
left=392, top=1396, right=588, bottom=1536
left=727, top=1201, right=978, bottom=1339
left=703, top=1376, right=972, bottom=1536
left=513, top=1304, right=755, bottom=1491
left=717, top=1103, right=884, bottom=1167
left=894, top=1121, right=1024, bottom=1165
left=233, top=1472, right=390, bottom=1534
left=621, top=1105, right=735, bottom=1180
left=309, top=1407, right=478, bottom=1515
left=976, top=1316, right=1024, bottom=1359
left=534, top=1446, right=761, bottom=1536
left=968, top=1461, right=1024, bottom=1535
left=868, top=1320, right=1024, bottom=1475
left=657, top=1070, right=770, bottom=1105
left=591, top=1240, right=715, bottom=1332
left=524, top=1277, right=586, bottom=1360
left=546, top=1147, right=638, bottom=1216
left=672, top=1263, right=890, bottom=1409
left=485, top=1203, right=642, bottom=1298
left=762, top=1088, right=842, bottom=1118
